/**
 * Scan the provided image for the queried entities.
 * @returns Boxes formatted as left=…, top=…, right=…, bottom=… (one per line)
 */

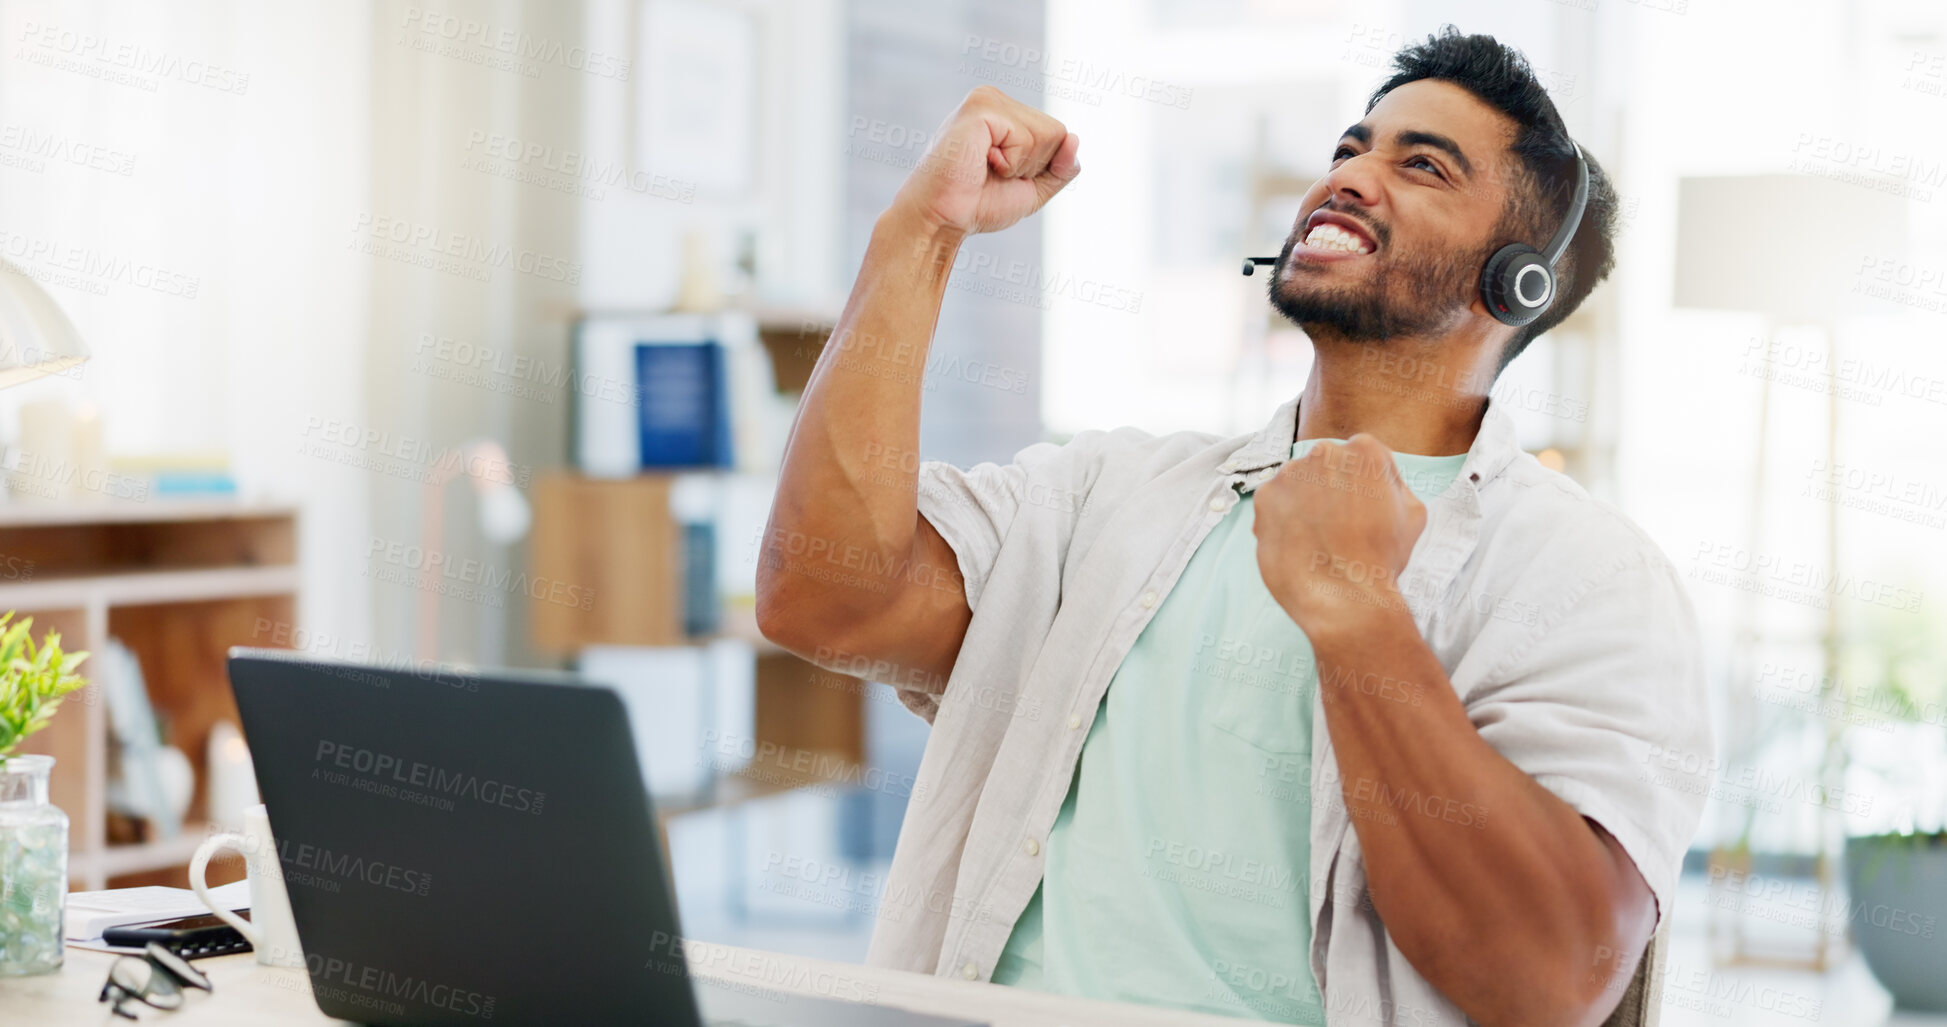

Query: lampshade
left=1673, top=175, right=1906, bottom=323
left=0, top=260, right=91, bottom=388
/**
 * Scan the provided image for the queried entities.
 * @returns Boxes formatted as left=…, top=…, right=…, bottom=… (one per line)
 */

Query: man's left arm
left=1253, top=434, right=1699, bottom=1027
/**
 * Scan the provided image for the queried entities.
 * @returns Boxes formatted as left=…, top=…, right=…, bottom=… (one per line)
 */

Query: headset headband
left=1540, top=142, right=1589, bottom=268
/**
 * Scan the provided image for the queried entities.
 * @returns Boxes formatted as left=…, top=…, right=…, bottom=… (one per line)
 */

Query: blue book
left=634, top=342, right=733, bottom=469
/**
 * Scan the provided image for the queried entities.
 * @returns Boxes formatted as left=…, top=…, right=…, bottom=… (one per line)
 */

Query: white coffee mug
left=189, top=803, right=305, bottom=968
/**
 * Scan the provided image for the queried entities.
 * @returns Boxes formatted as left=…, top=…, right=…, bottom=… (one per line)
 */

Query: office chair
left=1601, top=916, right=1671, bottom=1027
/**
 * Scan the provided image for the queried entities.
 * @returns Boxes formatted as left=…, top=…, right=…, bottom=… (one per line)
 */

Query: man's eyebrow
left=1335, top=124, right=1474, bottom=178
left=1396, top=129, right=1473, bottom=177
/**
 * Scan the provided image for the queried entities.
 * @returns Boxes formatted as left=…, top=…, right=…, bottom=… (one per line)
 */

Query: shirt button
left=1067, top=713, right=1082, bottom=730
left=1139, top=590, right=1158, bottom=608
left=962, top=962, right=979, bottom=980
left=1219, top=458, right=1239, bottom=472
left=1209, top=496, right=1230, bottom=512
left=1024, top=838, right=1040, bottom=856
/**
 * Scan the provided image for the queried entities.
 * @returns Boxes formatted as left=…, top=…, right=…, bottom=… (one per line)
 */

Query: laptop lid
left=226, top=648, right=704, bottom=1026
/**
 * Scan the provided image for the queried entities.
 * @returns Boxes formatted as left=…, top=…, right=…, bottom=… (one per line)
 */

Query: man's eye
left=1408, top=155, right=1444, bottom=177
left=1332, top=145, right=1356, bottom=161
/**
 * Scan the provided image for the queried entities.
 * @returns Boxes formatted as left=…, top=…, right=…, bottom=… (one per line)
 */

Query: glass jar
left=0, top=754, right=67, bottom=975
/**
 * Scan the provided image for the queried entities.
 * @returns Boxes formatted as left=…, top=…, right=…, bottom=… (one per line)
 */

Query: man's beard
left=1267, top=227, right=1499, bottom=342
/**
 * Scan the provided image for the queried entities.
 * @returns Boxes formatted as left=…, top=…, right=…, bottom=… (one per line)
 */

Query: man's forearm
left=762, top=207, right=963, bottom=619
left=1305, top=597, right=1642, bottom=1025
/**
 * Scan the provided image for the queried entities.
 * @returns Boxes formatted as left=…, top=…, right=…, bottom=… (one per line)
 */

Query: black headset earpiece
left=1480, top=141, right=1589, bottom=327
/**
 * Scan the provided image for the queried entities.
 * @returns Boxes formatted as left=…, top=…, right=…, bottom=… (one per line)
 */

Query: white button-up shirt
left=862, top=393, right=1714, bottom=1026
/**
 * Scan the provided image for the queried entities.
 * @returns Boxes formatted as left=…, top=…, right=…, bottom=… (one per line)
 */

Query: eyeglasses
left=98, top=942, right=213, bottom=1020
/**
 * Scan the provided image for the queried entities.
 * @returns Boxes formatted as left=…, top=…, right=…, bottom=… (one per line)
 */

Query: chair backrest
left=1601, top=917, right=1671, bottom=1027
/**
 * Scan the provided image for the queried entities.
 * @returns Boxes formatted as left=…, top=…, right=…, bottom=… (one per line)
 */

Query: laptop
left=225, top=648, right=983, bottom=1027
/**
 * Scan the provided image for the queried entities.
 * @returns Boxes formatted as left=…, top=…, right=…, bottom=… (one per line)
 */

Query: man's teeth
left=1304, top=223, right=1373, bottom=254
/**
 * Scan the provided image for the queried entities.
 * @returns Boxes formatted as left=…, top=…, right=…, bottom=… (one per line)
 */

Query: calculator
left=102, top=910, right=255, bottom=959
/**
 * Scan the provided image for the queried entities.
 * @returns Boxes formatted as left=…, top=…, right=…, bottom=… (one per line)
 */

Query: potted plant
left=1840, top=614, right=1947, bottom=1010
left=0, top=611, right=89, bottom=976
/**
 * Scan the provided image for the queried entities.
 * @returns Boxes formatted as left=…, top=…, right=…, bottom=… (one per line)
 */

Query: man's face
left=1269, top=79, right=1525, bottom=342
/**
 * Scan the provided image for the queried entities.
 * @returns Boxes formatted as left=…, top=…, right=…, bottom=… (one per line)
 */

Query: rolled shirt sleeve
left=1463, top=550, right=1716, bottom=926
left=896, top=435, right=1113, bottom=722
left=915, top=457, right=1031, bottom=616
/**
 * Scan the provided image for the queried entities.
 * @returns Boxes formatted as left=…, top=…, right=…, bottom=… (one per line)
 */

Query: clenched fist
left=890, top=85, right=1082, bottom=238
left=1252, top=434, right=1428, bottom=638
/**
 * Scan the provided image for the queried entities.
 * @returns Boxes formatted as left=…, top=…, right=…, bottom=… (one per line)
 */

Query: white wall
left=0, top=0, right=374, bottom=654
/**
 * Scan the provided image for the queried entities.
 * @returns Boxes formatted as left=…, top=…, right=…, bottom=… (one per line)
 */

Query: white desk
left=0, top=942, right=1282, bottom=1026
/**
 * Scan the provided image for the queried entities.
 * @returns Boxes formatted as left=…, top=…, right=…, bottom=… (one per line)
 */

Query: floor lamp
left=1673, top=174, right=1905, bottom=970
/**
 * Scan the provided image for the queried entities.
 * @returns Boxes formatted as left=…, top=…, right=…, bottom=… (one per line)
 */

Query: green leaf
left=0, top=611, right=91, bottom=758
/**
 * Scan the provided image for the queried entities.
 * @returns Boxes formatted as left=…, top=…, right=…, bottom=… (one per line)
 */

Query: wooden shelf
left=1, top=502, right=299, bottom=890
left=0, top=500, right=296, bottom=528
left=0, top=565, right=300, bottom=610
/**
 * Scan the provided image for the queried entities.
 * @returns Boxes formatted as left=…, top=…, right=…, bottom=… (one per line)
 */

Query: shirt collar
left=1223, top=392, right=1522, bottom=496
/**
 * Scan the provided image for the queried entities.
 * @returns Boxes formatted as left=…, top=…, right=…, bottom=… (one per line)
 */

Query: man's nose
left=1321, top=152, right=1382, bottom=206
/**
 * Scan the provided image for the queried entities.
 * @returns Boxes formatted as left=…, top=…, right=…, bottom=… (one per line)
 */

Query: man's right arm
left=754, top=86, right=1080, bottom=692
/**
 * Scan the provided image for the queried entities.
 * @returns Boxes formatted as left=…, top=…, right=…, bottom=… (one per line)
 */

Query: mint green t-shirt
left=990, top=438, right=1468, bottom=1024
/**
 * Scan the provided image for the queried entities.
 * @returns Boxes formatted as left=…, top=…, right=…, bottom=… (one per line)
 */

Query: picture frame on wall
left=637, top=0, right=758, bottom=200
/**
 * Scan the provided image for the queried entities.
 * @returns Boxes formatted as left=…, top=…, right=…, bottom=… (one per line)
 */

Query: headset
left=1243, top=141, right=1590, bottom=329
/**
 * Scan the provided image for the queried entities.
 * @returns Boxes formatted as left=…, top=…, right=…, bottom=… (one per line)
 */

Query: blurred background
left=2, top=0, right=1944, bottom=1022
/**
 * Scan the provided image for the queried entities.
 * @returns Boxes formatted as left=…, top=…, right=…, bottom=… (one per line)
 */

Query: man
left=757, top=27, right=1713, bottom=1027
